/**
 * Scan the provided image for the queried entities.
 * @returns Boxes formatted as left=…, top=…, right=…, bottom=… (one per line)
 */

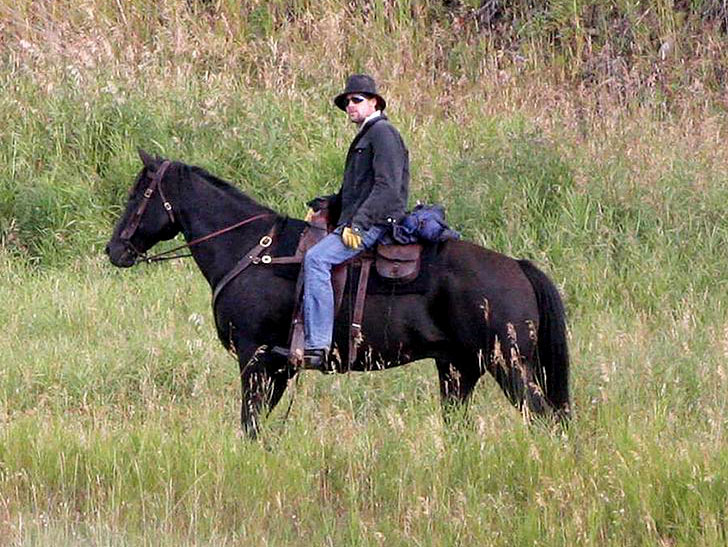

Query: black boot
left=303, top=348, right=333, bottom=373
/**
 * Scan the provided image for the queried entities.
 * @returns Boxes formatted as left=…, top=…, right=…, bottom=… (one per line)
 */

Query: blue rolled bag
left=388, top=203, right=460, bottom=244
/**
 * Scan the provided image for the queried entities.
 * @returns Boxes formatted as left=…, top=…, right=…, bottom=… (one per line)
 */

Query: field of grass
left=1, top=1, right=728, bottom=544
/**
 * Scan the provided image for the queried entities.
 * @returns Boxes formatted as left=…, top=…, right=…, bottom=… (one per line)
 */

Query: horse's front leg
left=435, top=356, right=482, bottom=429
left=239, top=346, right=293, bottom=439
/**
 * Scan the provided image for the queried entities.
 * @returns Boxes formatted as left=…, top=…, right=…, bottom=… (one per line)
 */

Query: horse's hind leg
left=239, top=347, right=293, bottom=439
left=498, top=361, right=551, bottom=421
left=490, top=330, right=552, bottom=421
left=435, top=357, right=482, bottom=427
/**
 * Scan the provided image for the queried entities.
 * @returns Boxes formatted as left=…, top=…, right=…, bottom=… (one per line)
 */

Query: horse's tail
left=517, top=259, right=571, bottom=417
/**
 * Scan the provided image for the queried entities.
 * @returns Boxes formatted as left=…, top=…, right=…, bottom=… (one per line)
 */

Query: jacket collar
left=346, top=114, right=386, bottom=159
left=358, top=110, right=382, bottom=132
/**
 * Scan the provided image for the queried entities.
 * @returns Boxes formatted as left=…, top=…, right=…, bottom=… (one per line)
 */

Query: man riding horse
left=302, top=74, right=410, bottom=368
left=105, top=75, right=570, bottom=438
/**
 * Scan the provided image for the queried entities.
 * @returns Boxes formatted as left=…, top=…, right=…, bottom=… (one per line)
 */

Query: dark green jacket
left=328, top=114, right=409, bottom=231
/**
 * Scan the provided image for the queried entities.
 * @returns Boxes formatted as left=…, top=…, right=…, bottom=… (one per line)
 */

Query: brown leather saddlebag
left=375, top=243, right=422, bottom=283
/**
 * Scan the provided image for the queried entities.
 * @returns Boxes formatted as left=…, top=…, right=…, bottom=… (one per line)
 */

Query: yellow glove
left=341, top=226, right=362, bottom=249
left=304, top=209, right=315, bottom=222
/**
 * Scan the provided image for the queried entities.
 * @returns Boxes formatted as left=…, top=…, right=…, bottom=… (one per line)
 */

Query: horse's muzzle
left=105, top=240, right=138, bottom=268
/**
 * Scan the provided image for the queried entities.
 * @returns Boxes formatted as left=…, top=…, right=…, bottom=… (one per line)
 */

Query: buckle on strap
left=211, top=222, right=279, bottom=313
left=251, top=255, right=272, bottom=265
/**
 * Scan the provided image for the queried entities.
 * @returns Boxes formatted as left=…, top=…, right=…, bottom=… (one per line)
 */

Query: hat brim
left=334, top=92, right=386, bottom=111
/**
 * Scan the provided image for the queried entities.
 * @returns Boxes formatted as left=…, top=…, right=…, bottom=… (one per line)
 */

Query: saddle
left=272, top=211, right=422, bottom=369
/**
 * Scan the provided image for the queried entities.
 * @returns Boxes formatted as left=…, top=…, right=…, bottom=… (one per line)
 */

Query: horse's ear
left=138, top=149, right=156, bottom=170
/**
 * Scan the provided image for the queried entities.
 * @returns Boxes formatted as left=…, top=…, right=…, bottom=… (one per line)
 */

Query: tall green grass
left=1, top=0, right=727, bottom=544
left=2, top=256, right=727, bottom=544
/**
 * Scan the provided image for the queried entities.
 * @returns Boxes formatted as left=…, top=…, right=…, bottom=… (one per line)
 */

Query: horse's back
left=435, top=239, right=536, bottom=297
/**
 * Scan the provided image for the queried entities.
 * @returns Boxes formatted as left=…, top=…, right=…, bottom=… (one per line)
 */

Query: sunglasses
left=346, top=95, right=369, bottom=105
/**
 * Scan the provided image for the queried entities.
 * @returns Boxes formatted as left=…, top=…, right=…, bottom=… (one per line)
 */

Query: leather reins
left=138, top=212, right=276, bottom=264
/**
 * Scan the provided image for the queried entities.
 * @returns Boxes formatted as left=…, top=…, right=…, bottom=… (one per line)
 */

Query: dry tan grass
left=1, top=3, right=727, bottom=543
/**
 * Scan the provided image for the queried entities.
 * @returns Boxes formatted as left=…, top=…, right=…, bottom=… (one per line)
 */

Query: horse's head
left=105, top=150, right=181, bottom=267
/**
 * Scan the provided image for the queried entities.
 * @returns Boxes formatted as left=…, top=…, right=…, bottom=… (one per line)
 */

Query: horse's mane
left=179, top=162, right=275, bottom=214
left=187, top=164, right=247, bottom=198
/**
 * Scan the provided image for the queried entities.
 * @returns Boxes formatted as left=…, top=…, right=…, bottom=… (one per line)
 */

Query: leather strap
left=349, top=258, right=372, bottom=366
left=267, top=256, right=303, bottom=265
left=285, top=262, right=308, bottom=368
left=211, top=223, right=278, bottom=312
left=120, top=161, right=172, bottom=241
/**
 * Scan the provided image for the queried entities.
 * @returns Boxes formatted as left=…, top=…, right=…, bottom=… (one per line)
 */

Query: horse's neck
left=176, top=173, right=276, bottom=288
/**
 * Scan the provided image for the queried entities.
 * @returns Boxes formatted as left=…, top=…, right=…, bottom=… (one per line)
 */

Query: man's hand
left=304, top=209, right=315, bottom=222
left=341, top=226, right=362, bottom=249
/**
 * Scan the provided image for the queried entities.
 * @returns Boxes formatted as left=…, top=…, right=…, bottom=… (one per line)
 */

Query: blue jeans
left=303, top=225, right=385, bottom=350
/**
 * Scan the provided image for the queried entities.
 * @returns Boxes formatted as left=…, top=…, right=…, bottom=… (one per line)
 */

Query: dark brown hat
left=334, top=74, right=387, bottom=111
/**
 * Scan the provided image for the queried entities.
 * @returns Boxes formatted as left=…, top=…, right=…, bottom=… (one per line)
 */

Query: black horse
left=106, top=151, right=570, bottom=438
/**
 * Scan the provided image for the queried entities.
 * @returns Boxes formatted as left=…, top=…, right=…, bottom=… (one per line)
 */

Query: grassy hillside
left=1, top=1, right=727, bottom=544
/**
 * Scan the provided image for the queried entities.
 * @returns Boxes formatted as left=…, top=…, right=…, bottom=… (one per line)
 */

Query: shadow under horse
left=105, top=151, right=571, bottom=438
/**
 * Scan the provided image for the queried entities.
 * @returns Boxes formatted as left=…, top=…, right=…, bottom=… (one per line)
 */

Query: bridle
left=119, top=160, right=175, bottom=259
left=118, top=160, right=275, bottom=264
left=120, top=161, right=174, bottom=243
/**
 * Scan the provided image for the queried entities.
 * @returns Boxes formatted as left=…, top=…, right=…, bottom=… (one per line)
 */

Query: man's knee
left=304, top=246, right=329, bottom=275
